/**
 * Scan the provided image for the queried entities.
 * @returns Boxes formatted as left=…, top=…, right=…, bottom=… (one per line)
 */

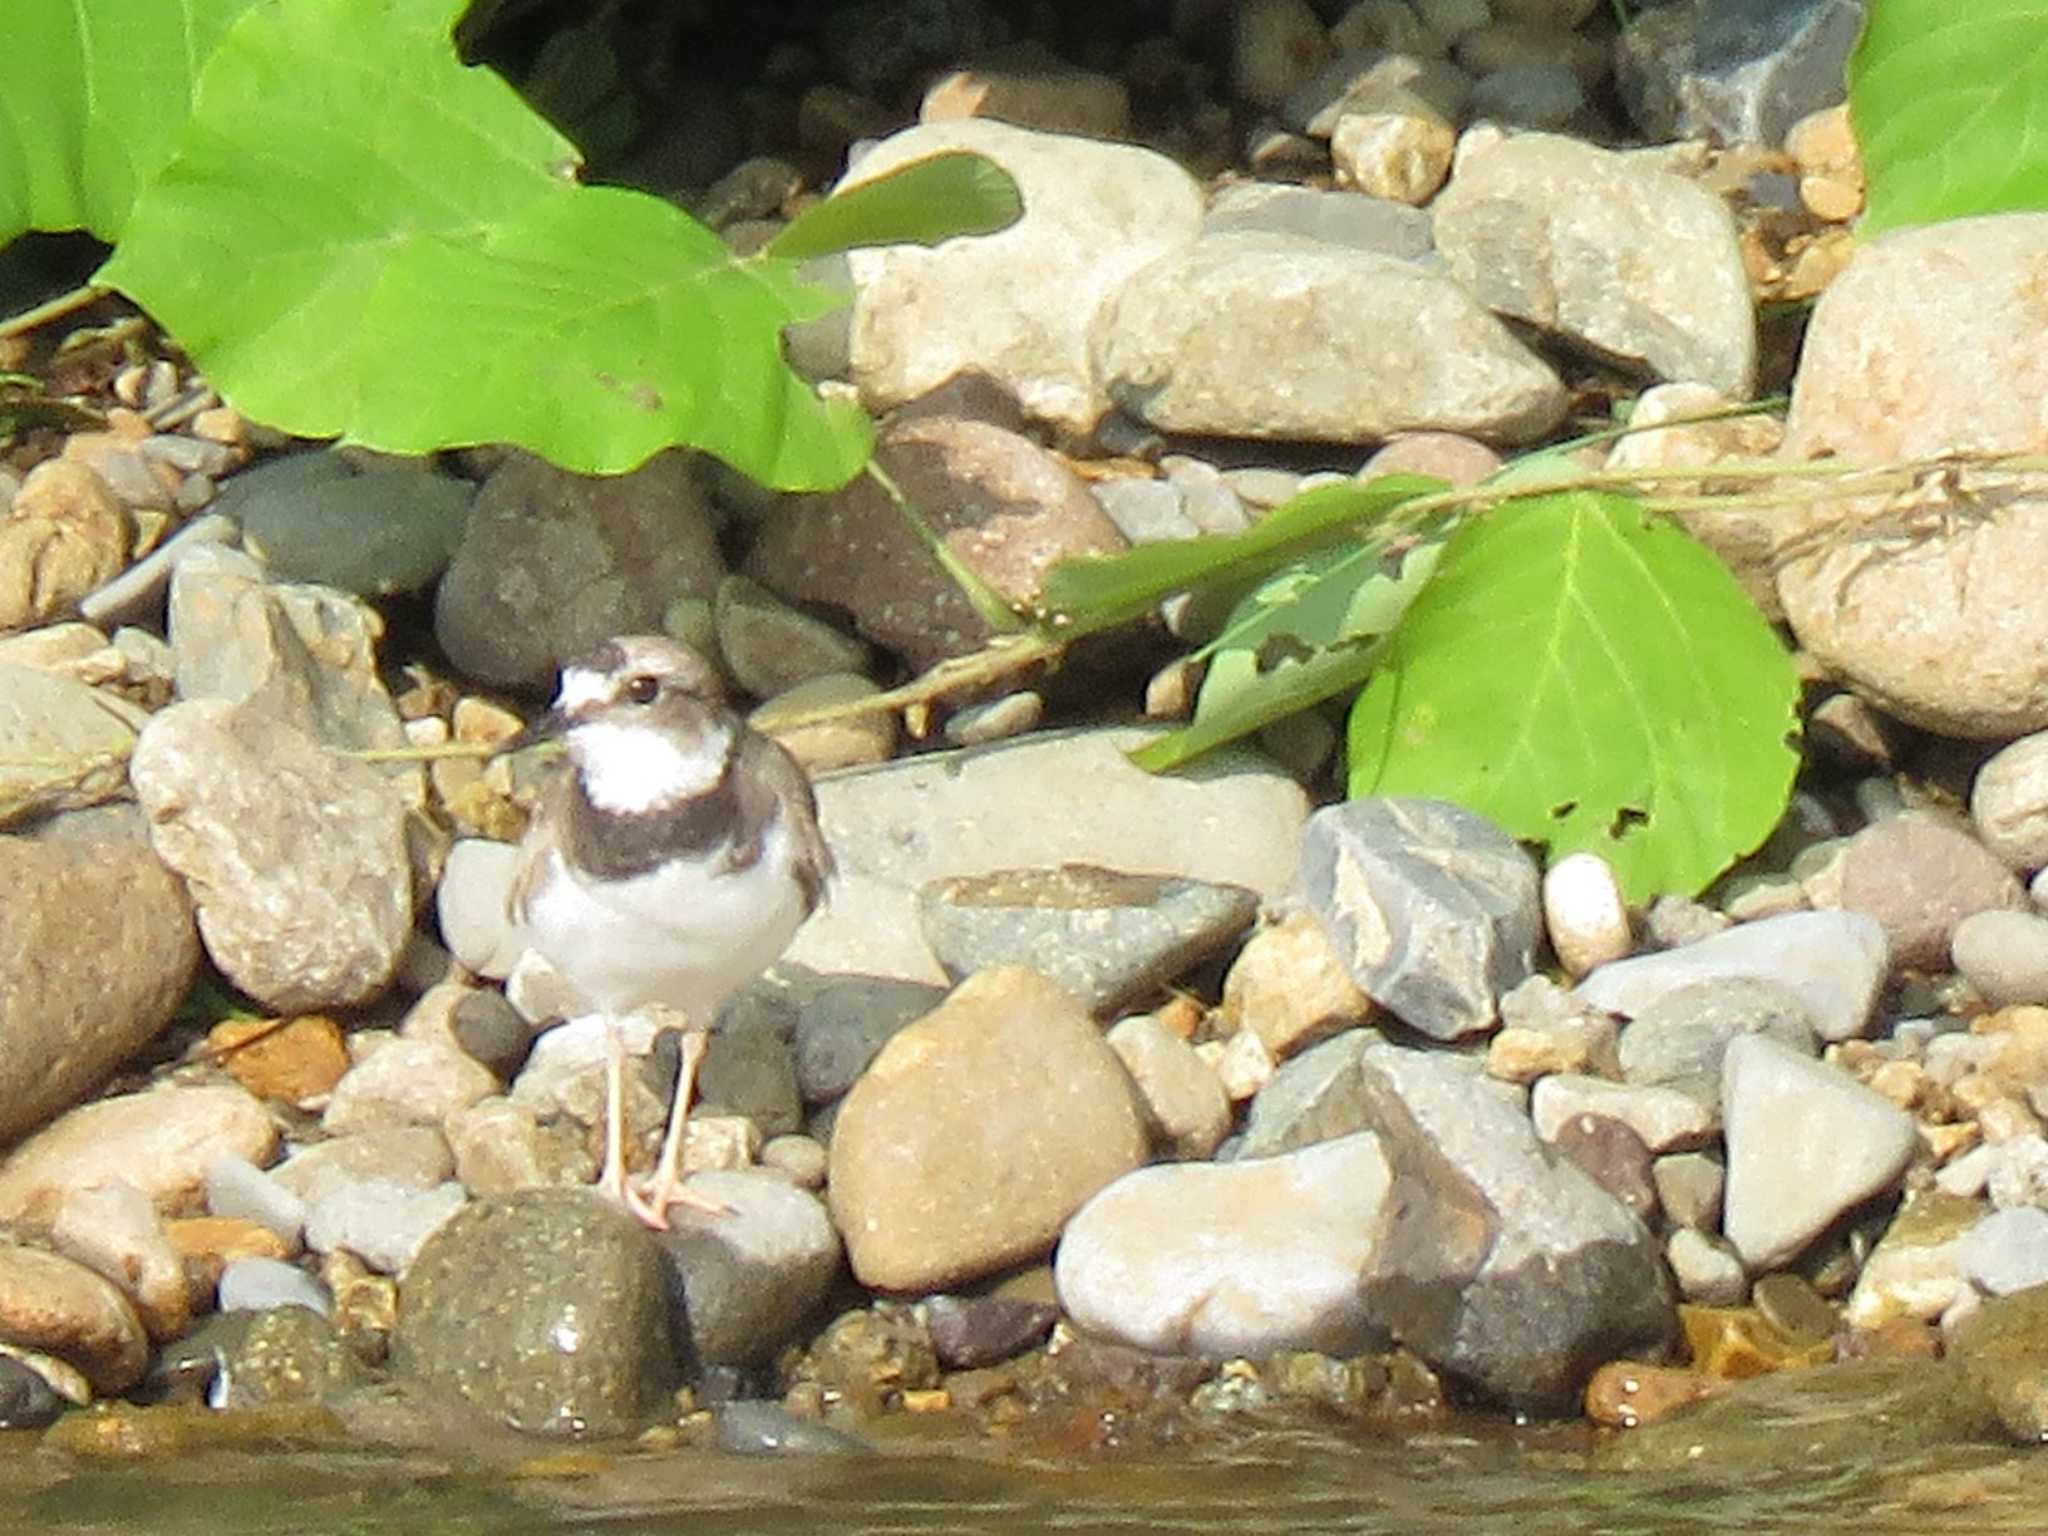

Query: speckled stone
left=392, top=1189, right=676, bottom=1437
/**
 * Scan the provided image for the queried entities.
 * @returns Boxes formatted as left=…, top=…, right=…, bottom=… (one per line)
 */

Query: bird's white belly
left=520, top=823, right=811, bottom=1018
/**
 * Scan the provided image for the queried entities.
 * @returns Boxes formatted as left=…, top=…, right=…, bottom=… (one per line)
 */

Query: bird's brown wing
left=739, top=729, right=835, bottom=913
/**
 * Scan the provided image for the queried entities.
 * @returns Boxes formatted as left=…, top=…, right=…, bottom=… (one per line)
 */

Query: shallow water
left=10, top=1412, right=2048, bottom=1536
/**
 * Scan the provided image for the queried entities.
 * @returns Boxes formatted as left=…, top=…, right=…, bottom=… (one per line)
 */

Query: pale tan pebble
left=683, top=1115, right=762, bottom=1174
left=1785, top=103, right=1857, bottom=174
left=1222, top=908, right=1374, bottom=1058
left=128, top=508, right=172, bottom=558
left=1487, top=1024, right=1606, bottom=1084
left=112, top=364, right=151, bottom=409
left=406, top=716, right=449, bottom=748
left=1868, top=1058, right=1928, bottom=1111
left=453, top=695, right=523, bottom=746
left=1543, top=851, right=1632, bottom=978
left=1210, top=1027, right=1276, bottom=1101
left=753, top=673, right=897, bottom=774
left=1144, top=657, right=1198, bottom=720
left=141, top=360, right=182, bottom=413
left=102, top=408, right=151, bottom=442
left=49, top=1180, right=191, bottom=1341
left=759, top=1134, right=828, bottom=1189
left=1331, top=110, right=1455, bottom=205
left=1955, top=1068, right=2021, bottom=1121
left=1977, top=1095, right=2044, bottom=1144
left=945, top=690, right=1043, bottom=747
left=190, top=406, right=245, bottom=445
left=1918, top=1120, right=1980, bottom=1164
left=1154, top=993, right=1205, bottom=1041
left=1799, top=171, right=1863, bottom=223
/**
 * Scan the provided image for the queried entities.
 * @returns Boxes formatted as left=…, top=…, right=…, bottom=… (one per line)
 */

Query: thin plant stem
left=0, top=283, right=112, bottom=341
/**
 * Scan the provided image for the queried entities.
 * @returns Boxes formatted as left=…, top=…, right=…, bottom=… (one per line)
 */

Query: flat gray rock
left=917, top=863, right=1258, bottom=1017
left=219, top=450, right=473, bottom=597
left=0, top=663, right=147, bottom=826
left=1298, top=797, right=1541, bottom=1040
left=1577, top=910, right=1887, bottom=1043
left=1614, top=975, right=1817, bottom=1107
left=788, top=727, right=1309, bottom=985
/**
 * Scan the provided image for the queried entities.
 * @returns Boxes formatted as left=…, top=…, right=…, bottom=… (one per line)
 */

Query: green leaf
left=1852, top=0, right=2048, bottom=234
left=0, top=0, right=260, bottom=243
left=350, top=188, right=873, bottom=484
left=1039, top=474, right=1446, bottom=627
left=1132, top=534, right=1445, bottom=773
left=96, top=0, right=870, bottom=486
left=764, top=150, right=1023, bottom=262
left=1347, top=491, right=1799, bottom=902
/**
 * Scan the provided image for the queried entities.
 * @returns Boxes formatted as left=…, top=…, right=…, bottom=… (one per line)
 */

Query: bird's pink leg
left=625, top=1028, right=731, bottom=1228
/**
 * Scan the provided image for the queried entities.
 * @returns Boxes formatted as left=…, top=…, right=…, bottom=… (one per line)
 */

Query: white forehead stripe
left=571, top=719, right=727, bottom=815
left=555, top=666, right=610, bottom=711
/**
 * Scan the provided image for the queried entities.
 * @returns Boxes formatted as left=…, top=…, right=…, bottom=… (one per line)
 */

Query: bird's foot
left=621, top=1170, right=734, bottom=1230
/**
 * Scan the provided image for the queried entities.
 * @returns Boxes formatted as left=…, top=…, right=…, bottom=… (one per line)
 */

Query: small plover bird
left=501, top=635, right=831, bottom=1227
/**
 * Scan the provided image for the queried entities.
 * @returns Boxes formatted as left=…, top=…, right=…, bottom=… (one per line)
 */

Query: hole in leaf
left=1254, top=633, right=1316, bottom=672
left=1550, top=800, right=1578, bottom=821
left=1606, top=805, right=1650, bottom=840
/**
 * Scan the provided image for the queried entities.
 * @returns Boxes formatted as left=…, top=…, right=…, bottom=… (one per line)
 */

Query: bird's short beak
left=493, top=706, right=570, bottom=759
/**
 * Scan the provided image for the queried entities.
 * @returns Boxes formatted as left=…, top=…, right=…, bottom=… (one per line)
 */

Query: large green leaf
left=94, top=0, right=873, bottom=485
left=0, top=0, right=258, bottom=243
left=766, top=150, right=1023, bottom=262
left=349, top=187, right=873, bottom=486
left=1347, top=491, right=1799, bottom=901
left=1131, top=534, right=1445, bottom=773
left=1039, top=475, right=1445, bottom=628
left=1853, top=0, right=2048, bottom=234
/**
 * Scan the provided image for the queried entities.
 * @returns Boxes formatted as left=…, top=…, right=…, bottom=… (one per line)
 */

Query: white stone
left=1722, top=1034, right=1917, bottom=1271
left=839, top=120, right=1204, bottom=433
left=1543, top=851, right=1632, bottom=978
left=1973, top=730, right=2048, bottom=872
left=1055, top=1134, right=1392, bottom=1357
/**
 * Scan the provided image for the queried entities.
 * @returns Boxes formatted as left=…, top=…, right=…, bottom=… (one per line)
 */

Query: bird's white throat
left=569, top=719, right=729, bottom=815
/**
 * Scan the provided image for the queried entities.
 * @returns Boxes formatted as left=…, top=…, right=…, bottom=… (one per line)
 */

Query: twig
left=0, top=283, right=113, bottom=341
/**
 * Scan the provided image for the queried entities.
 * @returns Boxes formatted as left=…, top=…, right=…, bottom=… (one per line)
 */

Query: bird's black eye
left=623, top=674, right=659, bottom=705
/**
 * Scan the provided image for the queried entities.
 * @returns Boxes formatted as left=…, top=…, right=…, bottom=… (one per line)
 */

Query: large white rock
left=1778, top=215, right=2048, bottom=738
left=1433, top=132, right=1756, bottom=398
left=1055, top=1133, right=1394, bottom=1358
left=838, top=120, right=1204, bottom=433
left=1091, top=232, right=1566, bottom=445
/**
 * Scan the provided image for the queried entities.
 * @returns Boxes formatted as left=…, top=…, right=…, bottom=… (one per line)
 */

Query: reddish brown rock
left=0, top=1243, right=149, bottom=1394
left=749, top=415, right=1126, bottom=671
left=0, top=837, right=199, bottom=1143
left=0, top=1085, right=277, bottom=1226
